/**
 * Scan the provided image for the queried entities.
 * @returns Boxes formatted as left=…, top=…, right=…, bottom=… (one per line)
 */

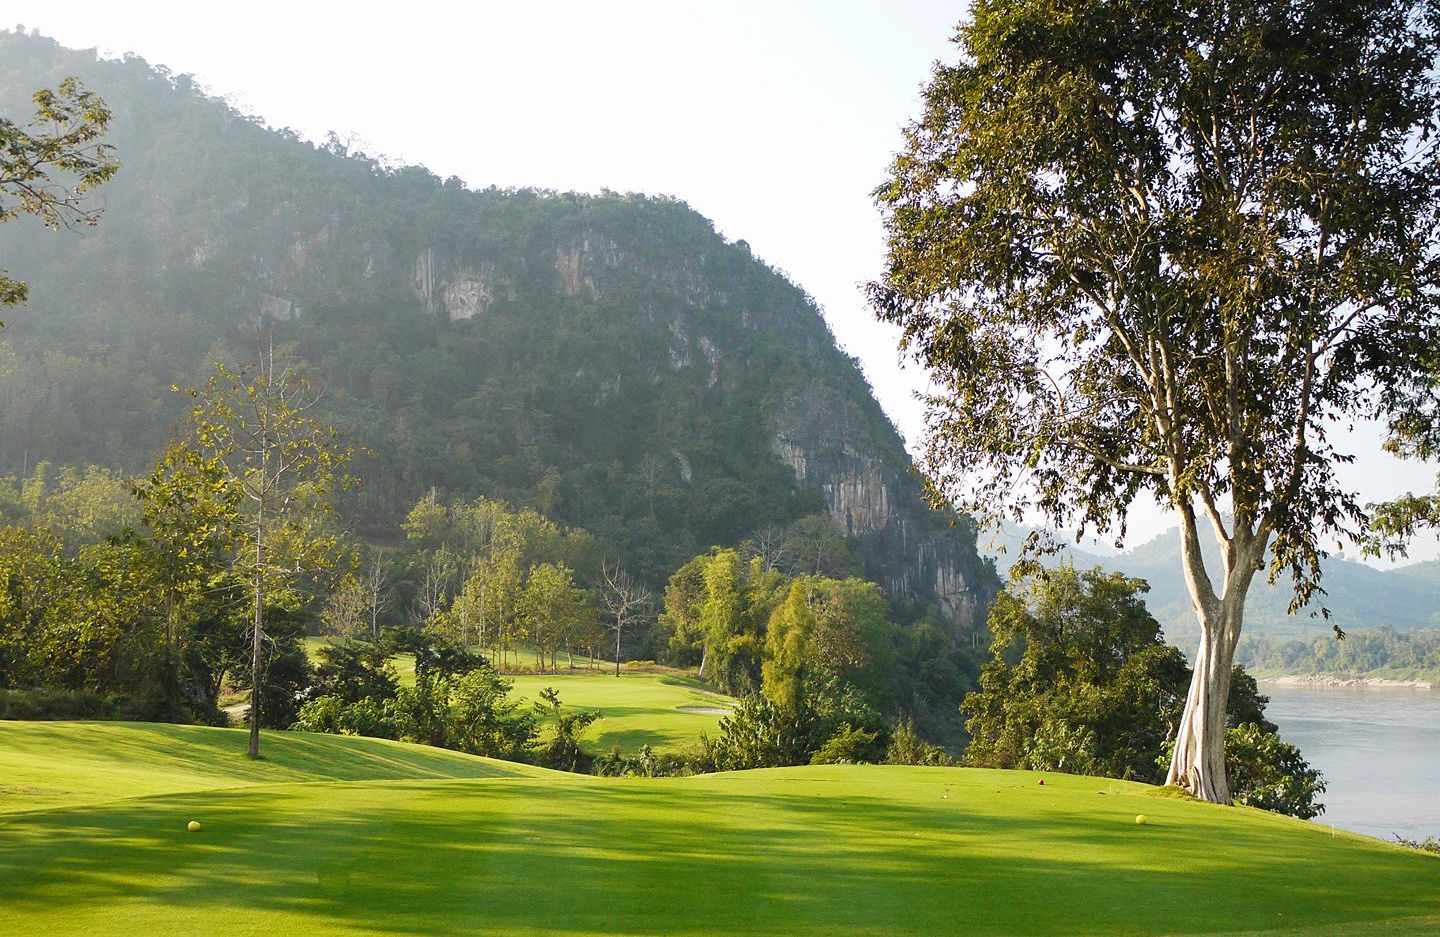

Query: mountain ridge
left=0, top=30, right=999, bottom=631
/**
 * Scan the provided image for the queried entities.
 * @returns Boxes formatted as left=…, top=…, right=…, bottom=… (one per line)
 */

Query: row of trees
left=399, top=493, right=605, bottom=672
left=651, top=546, right=966, bottom=766
left=658, top=547, right=895, bottom=702
left=0, top=349, right=351, bottom=759
left=1240, top=627, right=1440, bottom=682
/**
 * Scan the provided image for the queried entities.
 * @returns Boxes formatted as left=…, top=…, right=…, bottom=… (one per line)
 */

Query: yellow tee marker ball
left=1135, top=815, right=1148, bottom=826
left=187, top=820, right=201, bottom=832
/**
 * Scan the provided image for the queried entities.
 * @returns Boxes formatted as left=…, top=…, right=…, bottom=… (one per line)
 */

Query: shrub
left=1224, top=723, right=1327, bottom=820
left=810, top=724, right=885, bottom=765
left=885, top=717, right=954, bottom=766
left=0, top=687, right=120, bottom=720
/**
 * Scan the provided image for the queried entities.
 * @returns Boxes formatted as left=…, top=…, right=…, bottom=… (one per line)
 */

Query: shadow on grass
left=0, top=721, right=537, bottom=784
left=0, top=774, right=1435, bottom=935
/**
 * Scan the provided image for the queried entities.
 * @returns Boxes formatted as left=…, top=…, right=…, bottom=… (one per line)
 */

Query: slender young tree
left=365, top=555, right=391, bottom=641
left=871, top=0, right=1440, bottom=802
left=601, top=560, right=652, bottom=677
left=320, top=576, right=369, bottom=642
left=180, top=348, right=352, bottom=758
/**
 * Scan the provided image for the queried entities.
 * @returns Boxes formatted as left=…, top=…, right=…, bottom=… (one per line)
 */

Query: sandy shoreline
left=1260, top=674, right=1436, bottom=690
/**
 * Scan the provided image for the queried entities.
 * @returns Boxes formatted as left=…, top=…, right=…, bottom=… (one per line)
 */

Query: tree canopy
left=872, top=0, right=1440, bottom=803
left=964, top=566, right=1325, bottom=817
left=0, top=76, right=118, bottom=310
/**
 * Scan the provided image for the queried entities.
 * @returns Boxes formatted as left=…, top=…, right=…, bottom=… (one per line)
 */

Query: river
left=1263, top=684, right=1440, bottom=841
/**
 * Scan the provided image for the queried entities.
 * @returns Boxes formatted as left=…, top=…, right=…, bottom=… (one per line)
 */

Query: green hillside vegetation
left=0, top=30, right=997, bottom=632
left=0, top=721, right=1435, bottom=936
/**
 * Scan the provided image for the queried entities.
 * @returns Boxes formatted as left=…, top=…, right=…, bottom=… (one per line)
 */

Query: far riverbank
left=1259, top=674, right=1435, bottom=690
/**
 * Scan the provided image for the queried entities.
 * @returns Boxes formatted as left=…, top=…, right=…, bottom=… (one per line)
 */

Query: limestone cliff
left=0, top=30, right=1000, bottom=632
left=770, top=392, right=995, bottom=633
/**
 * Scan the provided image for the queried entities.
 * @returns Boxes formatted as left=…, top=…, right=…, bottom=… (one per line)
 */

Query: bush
left=0, top=687, right=121, bottom=720
left=886, top=717, right=955, bottom=766
left=592, top=743, right=700, bottom=777
left=531, top=687, right=598, bottom=772
left=1224, top=723, right=1327, bottom=820
left=709, top=695, right=820, bottom=770
left=310, top=641, right=398, bottom=705
left=446, top=668, right=537, bottom=759
left=292, top=694, right=397, bottom=739
left=810, top=724, right=886, bottom=765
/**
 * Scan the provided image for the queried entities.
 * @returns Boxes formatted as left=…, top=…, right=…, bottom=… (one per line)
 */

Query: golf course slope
left=0, top=722, right=1435, bottom=936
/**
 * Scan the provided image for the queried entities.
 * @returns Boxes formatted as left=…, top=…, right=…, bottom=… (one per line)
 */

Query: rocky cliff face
left=771, top=393, right=994, bottom=632
left=0, top=31, right=999, bottom=631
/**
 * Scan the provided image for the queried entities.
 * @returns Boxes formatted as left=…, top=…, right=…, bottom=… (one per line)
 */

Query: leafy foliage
left=964, top=567, right=1324, bottom=817
left=1219, top=723, right=1327, bottom=820
left=870, top=0, right=1440, bottom=802
left=962, top=567, right=1190, bottom=781
left=0, top=75, right=118, bottom=310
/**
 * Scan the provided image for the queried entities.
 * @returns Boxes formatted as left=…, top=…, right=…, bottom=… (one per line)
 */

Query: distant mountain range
left=985, top=523, right=1440, bottom=646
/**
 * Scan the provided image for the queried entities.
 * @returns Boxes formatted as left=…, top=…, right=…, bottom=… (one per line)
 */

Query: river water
left=1263, top=685, right=1440, bottom=841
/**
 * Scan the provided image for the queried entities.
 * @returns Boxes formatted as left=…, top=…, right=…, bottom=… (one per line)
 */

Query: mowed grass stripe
left=0, top=721, right=549, bottom=814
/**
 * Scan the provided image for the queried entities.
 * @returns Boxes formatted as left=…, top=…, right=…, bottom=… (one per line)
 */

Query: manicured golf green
left=507, top=671, right=735, bottom=754
left=300, top=638, right=735, bottom=753
left=1, top=722, right=1436, bottom=935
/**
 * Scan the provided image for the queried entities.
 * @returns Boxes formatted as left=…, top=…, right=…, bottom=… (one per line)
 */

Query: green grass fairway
left=507, top=672, right=735, bottom=753
left=0, top=720, right=545, bottom=814
left=299, top=638, right=733, bottom=753
left=1, top=722, right=1436, bottom=935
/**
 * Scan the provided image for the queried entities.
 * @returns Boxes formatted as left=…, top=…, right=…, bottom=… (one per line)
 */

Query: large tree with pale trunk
left=870, top=0, right=1440, bottom=803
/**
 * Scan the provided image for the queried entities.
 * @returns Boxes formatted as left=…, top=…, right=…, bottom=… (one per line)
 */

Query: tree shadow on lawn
left=0, top=777, right=1434, bottom=936
left=585, top=724, right=678, bottom=752
left=1, top=722, right=533, bottom=792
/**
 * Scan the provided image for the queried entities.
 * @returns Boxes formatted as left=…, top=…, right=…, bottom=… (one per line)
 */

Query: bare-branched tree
left=601, top=560, right=652, bottom=677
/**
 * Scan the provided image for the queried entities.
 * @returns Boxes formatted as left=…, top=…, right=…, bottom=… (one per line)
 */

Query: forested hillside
left=0, top=30, right=997, bottom=631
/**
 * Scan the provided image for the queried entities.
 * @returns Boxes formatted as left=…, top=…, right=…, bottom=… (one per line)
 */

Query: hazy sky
left=11, top=1, right=1439, bottom=565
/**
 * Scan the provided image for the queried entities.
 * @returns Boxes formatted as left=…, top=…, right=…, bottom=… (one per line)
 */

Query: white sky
left=11, top=0, right=1440, bottom=567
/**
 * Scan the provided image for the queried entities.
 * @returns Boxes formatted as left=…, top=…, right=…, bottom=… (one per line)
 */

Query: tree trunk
left=698, top=637, right=709, bottom=679
left=1165, top=616, right=1237, bottom=802
left=248, top=509, right=263, bottom=760
left=1164, top=507, right=1260, bottom=803
left=614, top=620, right=622, bottom=677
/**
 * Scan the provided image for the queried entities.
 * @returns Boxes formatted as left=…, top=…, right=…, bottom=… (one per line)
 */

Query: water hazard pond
left=1263, top=684, right=1440, bottom=841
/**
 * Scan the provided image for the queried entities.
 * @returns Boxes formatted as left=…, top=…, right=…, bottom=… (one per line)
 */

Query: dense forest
left=0, top=31, right=997, bottom=639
